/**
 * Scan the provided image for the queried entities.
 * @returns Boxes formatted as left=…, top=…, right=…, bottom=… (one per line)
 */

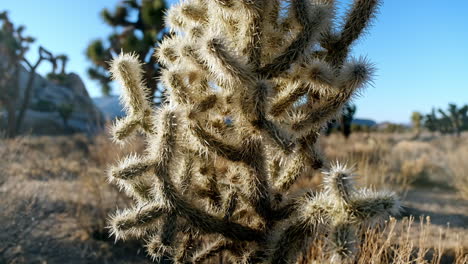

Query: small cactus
left=107, top=0, right=400, bottom=263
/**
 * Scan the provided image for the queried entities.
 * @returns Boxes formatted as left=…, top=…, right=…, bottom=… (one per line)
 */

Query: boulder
left=0, top=65, right=104, bottom=135
left=93, top=96, right=125, bottom=121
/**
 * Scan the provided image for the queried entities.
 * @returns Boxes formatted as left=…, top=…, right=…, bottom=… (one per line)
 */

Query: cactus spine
left=107, top=0, right=400, bottom=263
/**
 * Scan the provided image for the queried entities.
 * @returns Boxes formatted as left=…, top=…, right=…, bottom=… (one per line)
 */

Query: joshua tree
left=423, top=108, right=438, bottom=133
left=46, top=54, right=70, bottom=84
left=423, top=104, right=468, bottom=136
left=411, top=111, right=422, bottom=137
left=340, top=103, right=356, bottom=139
left=107, top=0, right=399, bottom=263
left=438, top=103, right=468, bottom=137
left=86, top=0, right=166, bottom=99
left=0, top=11, right=63, bottom=137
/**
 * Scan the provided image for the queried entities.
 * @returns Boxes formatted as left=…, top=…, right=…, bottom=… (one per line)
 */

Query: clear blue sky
left=3, top=0, right=468, bottom=123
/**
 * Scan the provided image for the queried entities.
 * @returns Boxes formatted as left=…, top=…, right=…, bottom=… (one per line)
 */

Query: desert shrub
left=446, top=140, right=468, bottom=199
left=388, top=141, right=444, bottom=189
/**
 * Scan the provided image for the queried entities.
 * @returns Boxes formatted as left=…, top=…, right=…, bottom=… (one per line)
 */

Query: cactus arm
left=258, top=0, right=333, bottom=78
left=179, top=153, right=195, bottom=194
left=201, top=38, right=256, bottom=89
left=269, top=223, right=314, bottom=264
left=238, top=0, right=264, bottom=68
left=348, top=189, right=401, bottom=221
left=192, top=239, right=236, bottom=263
left=241, top=139, right=273, bottom=220
left=213, top=0, right=234, bottom=8
left=161, top=185, right=265, bottom=242
left=269, top=81, right=308, bottom=117
left=274, top=151, right=307, bottom=192
left=240, top=81, right=295, bottom=153
left=175, top=231, right=195, bottom=263
left=110, top=203, right=169, bottom=240
left=298, top=131, right=324, bottom=169
left=222, top=190, right=239, bottom=221
left=323, top=0, right=381, bottom=67
left=268, top=60, right=335, bottom=118
left=160, top=212, right=178, bottom=246
left=109, top=154, right=154, bottom=180
left=290, top=58, right=374, bottom=133
left=261, top=119, right=296, bottom=153
left=189, top=121, right=245, bottom=162
left=110, top=116, right=142, bottom=143
left=161, top=70, right=193, bottom=105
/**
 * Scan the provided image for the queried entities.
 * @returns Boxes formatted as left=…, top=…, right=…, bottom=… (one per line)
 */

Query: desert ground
left=0, top=132, right=467, bottom=264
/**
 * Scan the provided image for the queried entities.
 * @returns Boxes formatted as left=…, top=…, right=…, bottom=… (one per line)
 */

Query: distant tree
left=46, top=54, right=69, bottom=84
left=57, top=103, right=74, bottom=129
left=411, top=111, right=422, bottom=136
left=423, top=104, right=468, bottom=136
left=340, top=103, right=356, bottom=139
left=323, top=119, right=337, bottom=136
left=423, top=108, right=438, bottom=133
left=324, top=103, right=356, bottom=138
left=0, top=11, right=65, bottom=137
left=86, top=0, right=167, bottom=101
left=351, top=123, right=362, bottom=132
left=438, top=103, right=468, bottom=137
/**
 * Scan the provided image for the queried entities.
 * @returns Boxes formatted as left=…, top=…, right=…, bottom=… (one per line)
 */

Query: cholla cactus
left=107, top=0, right=400, bottom=263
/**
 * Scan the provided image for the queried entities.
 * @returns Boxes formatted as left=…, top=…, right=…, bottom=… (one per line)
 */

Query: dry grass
left=0, top=134, right=148, bottom=263
left=0, top=132, right=467, bottom=263
left=446, top=146, right=468, bottom=199
left=320, top=133, right=466, bottom=194
left=298, top=217, right=467, bottom=264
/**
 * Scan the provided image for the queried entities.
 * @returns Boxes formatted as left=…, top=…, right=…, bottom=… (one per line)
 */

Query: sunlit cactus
left=107, top=0, right=400, bottom=263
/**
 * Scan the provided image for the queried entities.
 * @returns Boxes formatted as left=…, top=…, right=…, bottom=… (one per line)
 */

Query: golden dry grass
left=320, top=133, right=468, bottom=194
left=0, top=132, right=466, bottom=263
left=298, top=217, right=467, bottom=264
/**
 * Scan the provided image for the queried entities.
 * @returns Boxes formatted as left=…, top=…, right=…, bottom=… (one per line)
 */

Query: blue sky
left=2, top=0, right=468, bottom=123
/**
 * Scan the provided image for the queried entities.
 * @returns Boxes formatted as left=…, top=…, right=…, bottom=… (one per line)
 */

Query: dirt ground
left=0, top=134, right=466, bottom=263
left=402, top=188, right=468, bottom=249
left=0, top=135, right=151, bottom=264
